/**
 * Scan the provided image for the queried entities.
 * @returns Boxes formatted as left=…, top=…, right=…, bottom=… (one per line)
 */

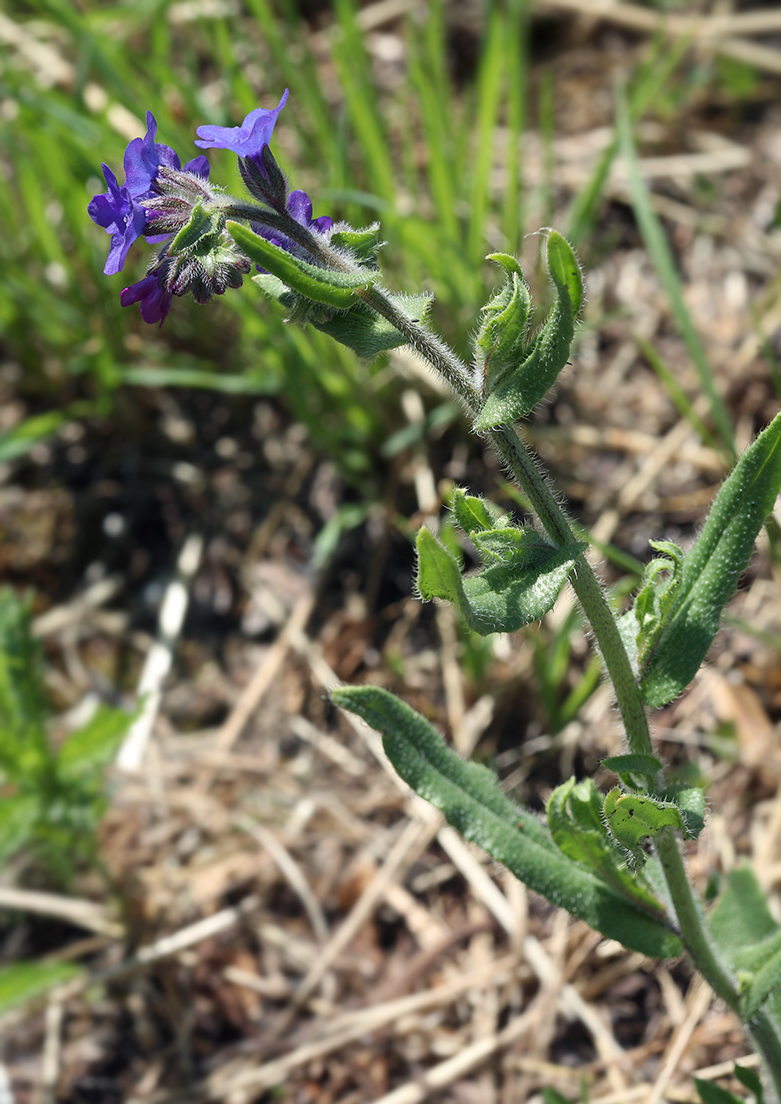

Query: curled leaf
left=416, top=525, right=583, bottom=635
left=476, top=231, right=583, bottom=431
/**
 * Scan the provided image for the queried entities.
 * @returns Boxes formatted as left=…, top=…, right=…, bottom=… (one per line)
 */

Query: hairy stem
left=355, top=285, right=654, bottom=757
left=656, top=830, right=781, bottom=1102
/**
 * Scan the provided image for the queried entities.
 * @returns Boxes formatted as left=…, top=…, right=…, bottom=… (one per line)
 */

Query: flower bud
left=239, top=145, right=288, bottom=212
left=156, top=232, right=251, bottom=304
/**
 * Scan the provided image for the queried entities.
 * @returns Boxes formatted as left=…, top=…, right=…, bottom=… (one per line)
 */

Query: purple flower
left=125, top=111, right=210, bottom=199
left=87, top=164, right=148, bottom=276
left=120, top=274, right=173, bottom=326
left=194, top=90, right=289, bottom=159
left=89, top=112, right=210, bottom=274
left=252, top=188, right=333, bottom=263
left=286, top=189, right=333, bottom=236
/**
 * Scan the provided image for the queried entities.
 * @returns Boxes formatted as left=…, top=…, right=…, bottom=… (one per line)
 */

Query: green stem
left=656, top=831, right=739, bottom=1009
left=489, top=426, right=653, bottom=756
left=749, top=1015, right=781, bottom=1104
left=224, top=203, right=334, bottom=257
left=656, top=830, right=781, bottom=1103
left=361, top=286, right=482, bottom=409
left=355, top=287, right=654, bottom=758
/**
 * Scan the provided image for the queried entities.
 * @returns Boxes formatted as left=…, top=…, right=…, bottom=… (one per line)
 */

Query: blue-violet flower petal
left=87, top=164, right=149, bottom=275
left=194, top=90, right=289, bottom=158
left=120, top=274, right=173, bottom=326
left=123, top=112, right=181, bottom=198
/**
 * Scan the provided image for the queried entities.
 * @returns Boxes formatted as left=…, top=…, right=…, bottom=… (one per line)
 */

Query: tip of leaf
left=486, top=252, right=524, bottom=279
left=545, top=230, right=584, bottom=317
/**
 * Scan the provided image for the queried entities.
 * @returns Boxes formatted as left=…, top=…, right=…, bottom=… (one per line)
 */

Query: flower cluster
left=88, top=91, right=332, bottom=326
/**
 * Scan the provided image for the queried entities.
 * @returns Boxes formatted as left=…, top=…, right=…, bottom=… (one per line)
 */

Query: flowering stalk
left=90, top=92, right=781, bottom=1100
left=88, top=91, right=332, bottom=326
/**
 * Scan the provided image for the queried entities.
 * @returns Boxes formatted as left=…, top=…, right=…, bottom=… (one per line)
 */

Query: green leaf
left=547, top=779, right=669, bottom=916
left=641, top=413, right=781, bottom=707
left=170, top=200, right=219, bottom=252
left=450, top=489, right=503, bottom=536
left=694, top=1079, right=746, bottom=1104
left=706, top=865, right=781, bottom=1011
left=475, top=254, right=532, bottom=390
left=459, top=544, right=583, bottom=634
left=0, top=793, right=41, bottom=865
left=603, top=788, right=684, bottom=867
left=602, top=754, right=665, bottom=790
left=542, top=1090, right=574, bottom=1104
left=0, top=961, right=80, bottom=1016
left=671, top=786, right=706, bottom=840
left=331, top=685, right=682, bottom=959
left=0, top=409, right=71, bottom=463
left=415, top=526, right=584, bottom=635
left=329, top=224, right=384, bottom=264
left=733, top=1064, right=765, bottom=1103
left=310, top=293, right=433, bottom=359
left=228, top=220, right=379, bottom=307
left=739, top=934, right=781, bottom=1020
left=630, top=540, right=685, bottom=672
left=545, top=230, right=584, bottom=316
left=476, top=231, right=582, bottom=431
left=416, top=526, right=466, bottom=605
left=709, top=865, right=779, bottom=963
left=252, top=274, right=432, bottom=359
left=0, top=588, right=52, bottom=781
left=473, top=526, right=553, bottom=564
left=119, top=368, right=272, bottom=394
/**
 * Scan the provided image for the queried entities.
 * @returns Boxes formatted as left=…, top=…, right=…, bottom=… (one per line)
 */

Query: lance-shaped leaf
left=170, top=200, right=222, bottom=253
left=693, top=1079, right=747, bottom=1104
left=670, top=785, right=706, bottom=840
left=737, top=932, right=781, bottom=1021
left=311, top=293, right=433, bottom=359
left=227, top=220, right=378, bottom=308
left=546, top=230, right=584, bottom=316
left=330, top=224, right=384, bottom=265
left=600, top=757, right=705, bottom=840
left=733, top=1065, right=765, bottom=1104
left=475, top=254, right=532, bottom=390
left=331, top=685, right=682, bottom=959
left=631, top=540, right=685, bottom=671
left=640, top=412, right=781, bottom=707
left=450, top=490, right=504, bottom=536
left=476, top=231, right=583, bottom=432
left=416, top=525, right=583, bottom=635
